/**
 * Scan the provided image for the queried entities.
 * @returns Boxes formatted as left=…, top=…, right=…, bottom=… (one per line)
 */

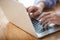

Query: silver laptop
left=0, top=0, right=60, bottom=38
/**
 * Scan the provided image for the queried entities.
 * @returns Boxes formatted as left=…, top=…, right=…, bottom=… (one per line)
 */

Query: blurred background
left=18, top=0, right=35, bottom=7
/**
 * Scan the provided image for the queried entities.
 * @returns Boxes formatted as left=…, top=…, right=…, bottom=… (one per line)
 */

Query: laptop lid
left=0, top=0, right=37, bottom=37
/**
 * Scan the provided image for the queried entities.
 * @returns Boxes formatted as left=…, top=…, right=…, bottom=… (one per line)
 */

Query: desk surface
left=1, top=3, right=60, bottom=40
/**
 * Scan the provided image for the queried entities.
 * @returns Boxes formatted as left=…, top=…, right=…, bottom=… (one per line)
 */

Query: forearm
left=34, top=0, right=57, bottom=8
left=36, top=2, right=45, bottom=9
left=34, top=2, right=46, bottom=12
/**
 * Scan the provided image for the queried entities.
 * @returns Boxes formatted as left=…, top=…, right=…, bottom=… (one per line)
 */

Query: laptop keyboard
left=31, top=18, right=43, bottom=33
left=31, top=18, right=55, bottom=33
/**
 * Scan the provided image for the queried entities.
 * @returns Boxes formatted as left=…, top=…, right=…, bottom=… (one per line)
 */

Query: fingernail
left=30, top=13, right=33, bottom=15
left=39, top=19, right=42, bottom=22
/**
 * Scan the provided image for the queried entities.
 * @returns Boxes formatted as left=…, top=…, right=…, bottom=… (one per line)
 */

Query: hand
left=37, top=12, right=60, bottom=27
left=27, top=2, right=45, bottom=19
left=27, top=6, right=43, bottom=19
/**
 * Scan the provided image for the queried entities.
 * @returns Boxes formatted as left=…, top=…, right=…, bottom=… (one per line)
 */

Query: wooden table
left=1, top=3, right=60, bottom=40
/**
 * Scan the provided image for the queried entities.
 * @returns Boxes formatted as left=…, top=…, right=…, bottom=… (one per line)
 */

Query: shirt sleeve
left=58, top=0, right=60, bottom=2
left=34, top=0, right=57, bottom=8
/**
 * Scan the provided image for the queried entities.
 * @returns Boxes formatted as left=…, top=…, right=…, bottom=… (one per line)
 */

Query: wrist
left=34, top=2, right=45, bottom=13
left=37, top=2, right=46, bottom=9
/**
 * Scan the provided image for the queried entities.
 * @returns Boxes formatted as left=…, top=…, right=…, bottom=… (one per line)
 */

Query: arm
left=27, top=0, right=57, bottom=19
left=34, top=0, right=57, bottom=8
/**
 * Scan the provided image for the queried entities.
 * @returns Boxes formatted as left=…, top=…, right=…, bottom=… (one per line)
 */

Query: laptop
left=0, top=0, right=60, bottom=38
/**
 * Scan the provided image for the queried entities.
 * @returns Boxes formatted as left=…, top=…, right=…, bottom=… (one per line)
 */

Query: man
left=27, top=0, right=60, bottom=27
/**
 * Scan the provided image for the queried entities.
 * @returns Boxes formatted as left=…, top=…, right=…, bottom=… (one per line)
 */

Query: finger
left=40, top=15, right=51, bottom=24
left=37, top=12, right=51, bottom=20
left=43, top=20, right=53, bottom=29
left=42, top=20, right=48, bottom=27
left=27, top=6, right=31, bottom=12
left=28, top=6, right=35, bottom=13
left=33, top=10, right=42, bottom=19
left=28, top=6, right=38, bottom=13
left=45, top=18, right=57, bottom=27
left=29, top=13, right=34, bottom=18
left=42, top=18, right=53, bottom=26
left=49, top=20, right=57, bottom=25
left=43, top=23, right=48, bottom=29
left=44, top=21, right=52, bottom=29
